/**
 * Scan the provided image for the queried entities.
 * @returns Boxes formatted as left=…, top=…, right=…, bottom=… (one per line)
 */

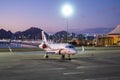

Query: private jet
left=39, top=31, right=78, bottom=60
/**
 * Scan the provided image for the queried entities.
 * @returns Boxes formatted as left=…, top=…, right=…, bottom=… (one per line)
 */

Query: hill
left=0, top=29, right=13, bottom=39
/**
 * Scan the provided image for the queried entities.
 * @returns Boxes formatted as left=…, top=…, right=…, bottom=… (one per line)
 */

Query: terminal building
left=96, top=24, right=120, bottom=46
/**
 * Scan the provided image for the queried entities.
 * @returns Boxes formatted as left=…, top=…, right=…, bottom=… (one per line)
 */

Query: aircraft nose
left=74, top=49, right=78, bottom=53
left=71, top=49, right=77, bottom=54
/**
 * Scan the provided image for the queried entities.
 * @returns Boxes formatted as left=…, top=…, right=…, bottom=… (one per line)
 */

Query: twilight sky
left=0, top=0, right=120, bottom=33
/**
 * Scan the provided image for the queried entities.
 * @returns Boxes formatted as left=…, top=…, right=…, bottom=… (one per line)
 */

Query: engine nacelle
left=42, top=44, right=47, bottom=48
left=39, top=43, right=47, bottom=49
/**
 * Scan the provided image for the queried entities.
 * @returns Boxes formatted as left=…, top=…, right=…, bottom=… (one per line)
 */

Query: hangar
left=96, top=24, right=120, bottom=46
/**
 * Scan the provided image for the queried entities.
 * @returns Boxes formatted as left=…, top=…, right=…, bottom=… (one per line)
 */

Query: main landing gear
left=61, top=55, right=65, bottom=60
left=61, top=54, right=71, bottom=60
left=44, top=53, right=71, bottom=60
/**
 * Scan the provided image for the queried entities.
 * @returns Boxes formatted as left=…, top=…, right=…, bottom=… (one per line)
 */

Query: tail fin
left=42, top=31, right=47, bottom=43
left=40, top=31, right=51, bottom=49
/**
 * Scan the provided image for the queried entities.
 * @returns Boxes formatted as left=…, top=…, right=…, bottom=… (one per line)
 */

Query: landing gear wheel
left=68, top=55, right=71, bottom=60
left=44, top=54, right=49, bottom=59
left=68, top=58, right=71, bottom=60
left=61, top=55, right=65, bottom=60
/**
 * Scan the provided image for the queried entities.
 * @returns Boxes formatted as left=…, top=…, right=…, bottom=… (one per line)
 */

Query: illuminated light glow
left=61, top=3, right=74, bottom=17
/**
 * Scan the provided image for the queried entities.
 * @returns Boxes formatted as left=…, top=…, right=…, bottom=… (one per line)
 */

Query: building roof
left=108, top=24, right=120, bottom=35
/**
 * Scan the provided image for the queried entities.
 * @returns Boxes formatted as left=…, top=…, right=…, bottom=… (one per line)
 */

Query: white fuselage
left=39, top=43, right=77, bottom=55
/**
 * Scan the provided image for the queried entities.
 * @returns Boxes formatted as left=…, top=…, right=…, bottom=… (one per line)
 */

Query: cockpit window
left=66, top=45, right=74, bottom=48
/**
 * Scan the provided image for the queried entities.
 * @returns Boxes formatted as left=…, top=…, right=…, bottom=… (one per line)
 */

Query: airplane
left=39, top=31, right=78, bottom=60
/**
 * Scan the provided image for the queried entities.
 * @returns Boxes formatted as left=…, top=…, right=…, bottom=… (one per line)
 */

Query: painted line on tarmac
left=76, top=65, right=101, bottom=69
left=63, top=72, right=84, bottom=75
left=46, top=68, right=65, bottom=71
left=71, top=60, right=93, bottom=65
left=76, top=65, right=120, bottom=69
left=84, top=76, right=120, bottom=80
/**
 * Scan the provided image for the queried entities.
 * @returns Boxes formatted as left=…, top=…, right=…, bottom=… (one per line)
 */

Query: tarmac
left=0, top=49, right=120, bottom=80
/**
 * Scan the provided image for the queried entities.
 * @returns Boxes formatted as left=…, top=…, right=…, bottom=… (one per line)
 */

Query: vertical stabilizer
left=42, top=31, right=47, bottom=43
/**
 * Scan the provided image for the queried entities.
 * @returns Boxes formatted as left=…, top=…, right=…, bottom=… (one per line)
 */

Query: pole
left=66, top=19, right=68, bottom=43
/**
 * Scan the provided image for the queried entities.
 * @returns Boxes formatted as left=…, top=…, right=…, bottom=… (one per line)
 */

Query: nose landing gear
left=68, top=54, right=71, bottom=60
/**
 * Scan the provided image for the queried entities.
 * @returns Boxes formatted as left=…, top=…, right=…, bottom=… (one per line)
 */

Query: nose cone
left=73, top=49, right=78, bottom=53
left=70, top=48, right=77, bottom=55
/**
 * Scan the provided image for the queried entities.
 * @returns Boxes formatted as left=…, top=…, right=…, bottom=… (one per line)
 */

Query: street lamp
left=61, top=3, right=74, bottom=42
left=61, top=3, right=74, bottom=18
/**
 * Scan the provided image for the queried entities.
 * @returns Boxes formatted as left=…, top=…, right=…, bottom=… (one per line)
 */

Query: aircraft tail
left=39, top=31, right=51, bottom=49
left=42, top=31, right=47, bottom=43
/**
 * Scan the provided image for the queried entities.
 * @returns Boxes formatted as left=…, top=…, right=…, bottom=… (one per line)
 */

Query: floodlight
left=61, top=4, right=74, bottom=17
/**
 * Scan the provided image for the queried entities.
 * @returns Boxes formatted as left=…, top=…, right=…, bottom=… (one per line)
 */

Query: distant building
left=96, top=24, right=120, bottom=46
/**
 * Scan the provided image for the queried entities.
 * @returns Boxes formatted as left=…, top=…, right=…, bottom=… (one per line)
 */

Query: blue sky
left=0, top=0, right=120, bottom=33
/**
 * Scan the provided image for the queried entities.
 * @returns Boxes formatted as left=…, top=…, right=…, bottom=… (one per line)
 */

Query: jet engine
left=39, top=43, right=47, bottom=49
